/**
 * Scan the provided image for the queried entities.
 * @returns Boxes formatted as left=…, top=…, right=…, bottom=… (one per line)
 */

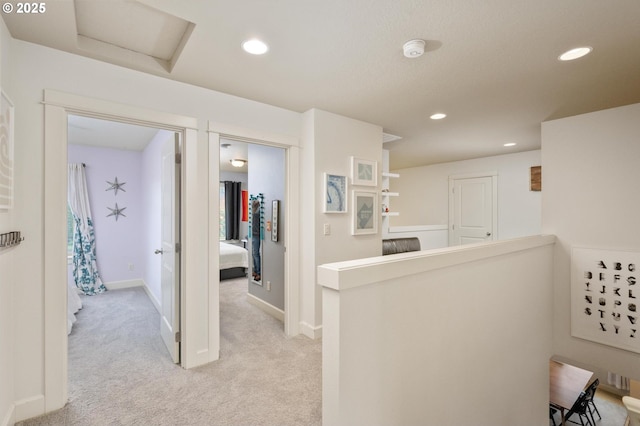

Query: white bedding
left=220, top=242, right=249, bottom=270
left=67, top=281, right=83, bottom=334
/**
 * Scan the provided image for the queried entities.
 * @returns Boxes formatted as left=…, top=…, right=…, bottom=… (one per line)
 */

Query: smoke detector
left=403, top=39, right=426, bottom=58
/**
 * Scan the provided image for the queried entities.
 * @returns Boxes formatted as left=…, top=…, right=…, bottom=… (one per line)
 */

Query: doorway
left=448, top=172, right=498, bottom=246
left=66, top=115, right=181, bottom=361
left=208, top=123, right=300, bottom=339
left=44, top=90, right=198, bottom=411
left=43, top=90, right=301, bottom=415
left=218, top=139, right=286, bottom=327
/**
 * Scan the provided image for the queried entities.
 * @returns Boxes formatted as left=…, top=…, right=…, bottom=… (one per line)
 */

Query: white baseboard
left=1, top=404, right=15, bottom=426
left=14, top=394, right=44, bottom=423
left=246, top=293, right=284, bottom=322
left=299, top=321, right=323, bottom=339
left=142, top=283, right=161, bottom=314
left=105, top=279, right=144, bottom=291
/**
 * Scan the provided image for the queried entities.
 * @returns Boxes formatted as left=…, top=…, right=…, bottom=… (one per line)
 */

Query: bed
left=220, top=241, right=248, bottom=280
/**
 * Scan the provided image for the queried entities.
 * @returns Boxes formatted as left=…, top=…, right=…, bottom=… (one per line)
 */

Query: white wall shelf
left=381, top=150, right=400, bottom=235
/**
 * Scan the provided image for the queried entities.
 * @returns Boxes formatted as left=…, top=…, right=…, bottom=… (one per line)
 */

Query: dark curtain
left=224, top=181, right=242, bottom=240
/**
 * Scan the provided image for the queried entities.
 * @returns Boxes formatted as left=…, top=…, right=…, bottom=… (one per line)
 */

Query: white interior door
left=159, top=133, right=181, bottom=363
left=449, top=175, right=496, bottom=246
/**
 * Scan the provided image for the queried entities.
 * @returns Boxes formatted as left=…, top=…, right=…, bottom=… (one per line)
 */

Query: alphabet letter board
left=571, top=247, right=639, bottom=354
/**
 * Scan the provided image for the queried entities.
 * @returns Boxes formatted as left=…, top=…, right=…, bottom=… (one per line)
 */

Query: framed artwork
left=571, top=247, right=640, bottom=354
left=324, top=173, right=347, bottom=213
left=352, top=190, right=377, bottom=235
left=0, top=90, right=14, bottom=209
left=351, top=157, right=377, bottom=186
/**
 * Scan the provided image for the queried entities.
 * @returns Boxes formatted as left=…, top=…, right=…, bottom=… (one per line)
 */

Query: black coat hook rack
left=0, top=231, right=24, bottom=248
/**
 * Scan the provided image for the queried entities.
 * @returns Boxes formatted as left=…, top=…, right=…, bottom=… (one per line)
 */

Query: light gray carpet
left=19, top=278, right=322, bottom=425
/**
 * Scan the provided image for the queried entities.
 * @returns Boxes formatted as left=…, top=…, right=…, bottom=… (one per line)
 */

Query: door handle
left=154, top=249, right=164, bottom=255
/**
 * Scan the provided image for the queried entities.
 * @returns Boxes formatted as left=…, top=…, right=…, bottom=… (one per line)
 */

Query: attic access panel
left=74, top=0, right=194, bottom=72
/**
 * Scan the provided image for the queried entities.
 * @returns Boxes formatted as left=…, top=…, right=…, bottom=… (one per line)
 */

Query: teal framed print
left=352, top=190, right=377, bottom=235
left=324, top=173, right=347, bottom=213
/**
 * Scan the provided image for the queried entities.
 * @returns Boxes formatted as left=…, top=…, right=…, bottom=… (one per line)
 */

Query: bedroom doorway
left=44, top=91, right=205, bottom=412
left=66, top=115, right=182, bottom=360
left=218, top=139, right=286, bottom=328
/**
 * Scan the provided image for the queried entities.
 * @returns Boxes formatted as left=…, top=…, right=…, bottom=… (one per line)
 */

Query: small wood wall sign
left=530, top=166, right=541, bottom=191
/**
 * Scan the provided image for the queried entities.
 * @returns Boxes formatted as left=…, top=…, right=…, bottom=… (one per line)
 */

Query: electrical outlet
left=128, top=263, right=134, bottom=271
left=266, top=281, right=271, bottom=291
left=323, top=223, right=331, bottom=236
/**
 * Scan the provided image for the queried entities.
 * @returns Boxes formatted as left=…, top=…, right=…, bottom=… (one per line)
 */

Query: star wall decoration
left=106, top=203, right=127, bottom=221
left=106, top=177, right=126, bottom=195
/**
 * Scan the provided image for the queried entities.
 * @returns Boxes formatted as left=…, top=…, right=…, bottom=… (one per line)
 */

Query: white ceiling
left=5, top=0, right=640, bottom=169
left=67, top=115, right=161, bottom=151
left=219, top=139, right=248, bottom=173
left=68, top=116, right=249, bottom=173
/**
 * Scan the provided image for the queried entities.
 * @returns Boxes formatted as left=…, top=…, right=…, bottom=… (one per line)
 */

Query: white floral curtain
left=68, top=164, right=106, bottom=295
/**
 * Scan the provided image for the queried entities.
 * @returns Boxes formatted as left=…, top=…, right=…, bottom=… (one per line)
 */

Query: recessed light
left=430, top=113, right=446, bottom=120
left=504, top=142, right=517, bottom=147
left=242, top=39, right=268, bottom=55
left=558, top=47, right=592, bottom=61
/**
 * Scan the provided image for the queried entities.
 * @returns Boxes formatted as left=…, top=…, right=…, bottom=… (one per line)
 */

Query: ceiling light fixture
left=504, top=142, right=517, bottom=147
left=242, top=39, right=268, bottom=55
left=403, top=39, right=426, bottom=58
left=558, top=46, right=592, bottom=61
left=230, top=159, right=247, bottom=168
left=430, top=113, right=446, bottom=120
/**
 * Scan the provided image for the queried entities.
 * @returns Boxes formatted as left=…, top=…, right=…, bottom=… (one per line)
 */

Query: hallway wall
left=0, top=17, right=15, bottom=426
left=390, top=150, right=542, bottom=240
left=542, top=102, right=640, bottom=380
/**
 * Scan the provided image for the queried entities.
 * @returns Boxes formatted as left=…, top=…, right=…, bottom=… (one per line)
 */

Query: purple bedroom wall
left=68, top=144, right=145, bottom=286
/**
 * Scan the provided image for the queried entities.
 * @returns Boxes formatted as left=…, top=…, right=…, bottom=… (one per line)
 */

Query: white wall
left=300, top=109, right=383, bottom=337
left=0, top=17, right=15, bottom=426
left=319, top=236, right=555, bottom=425
left=390, top=150, right=542, bottom=240
left=6, top=38, right=301, bottom=420
left=542, top=103, right=640, bottom=381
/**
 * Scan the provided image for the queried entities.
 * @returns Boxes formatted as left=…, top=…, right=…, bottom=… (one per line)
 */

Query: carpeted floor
left=18, top=278, right=322, bottom=425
